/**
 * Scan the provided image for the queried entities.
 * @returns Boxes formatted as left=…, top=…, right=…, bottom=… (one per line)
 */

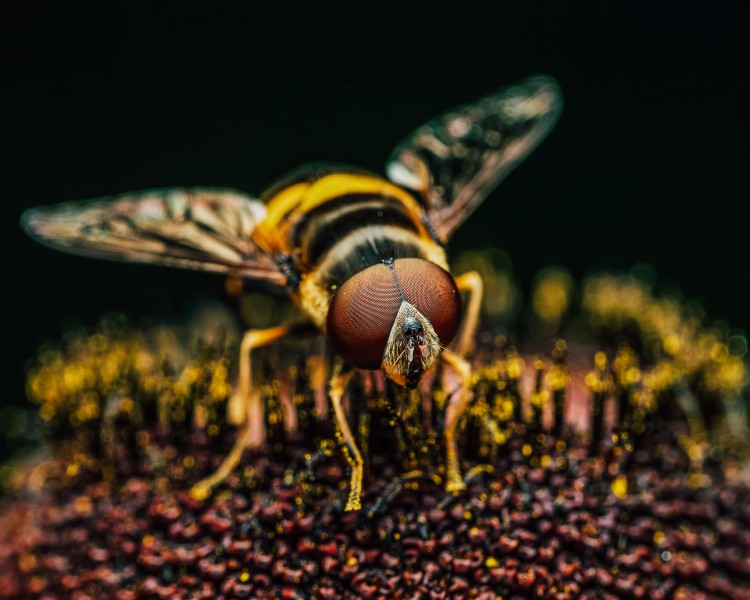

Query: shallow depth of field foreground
left=1, top=269, right=749, bottom=599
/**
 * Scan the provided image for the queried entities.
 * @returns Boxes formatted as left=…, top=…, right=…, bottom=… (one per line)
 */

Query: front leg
left=328, top=360, right=362, bottom=511
left=453, top=271, right=483, bottom=356
left=440, top=349, right=472, bottom=492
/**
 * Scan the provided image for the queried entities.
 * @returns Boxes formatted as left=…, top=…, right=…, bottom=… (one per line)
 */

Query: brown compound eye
left=327, top=263, right=403, bottom=369
left=393, top=258, right=462, bottom=344
left=327, top=258, right=463, bottom=370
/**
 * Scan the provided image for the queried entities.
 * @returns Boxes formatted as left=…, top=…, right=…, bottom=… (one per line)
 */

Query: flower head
left=1, top=267, right=749, bottom=598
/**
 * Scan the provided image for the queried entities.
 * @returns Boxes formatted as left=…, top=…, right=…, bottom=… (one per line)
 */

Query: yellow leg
left=453, top=271, right=483, bottom=356
left=441, top=349, right=472, bottom=492
left=191, top=324, right=296, bottom=500
left=329, top=362, right=362, bottom=511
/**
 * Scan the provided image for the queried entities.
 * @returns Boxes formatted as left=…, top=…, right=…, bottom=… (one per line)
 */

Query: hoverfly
left=22, top=76, right=562, bottom=511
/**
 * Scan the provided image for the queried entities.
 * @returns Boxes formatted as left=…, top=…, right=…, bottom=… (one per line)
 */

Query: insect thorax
left=255, top=168, right=447, bottom=331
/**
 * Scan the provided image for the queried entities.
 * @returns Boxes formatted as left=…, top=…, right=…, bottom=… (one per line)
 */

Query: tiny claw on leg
left=190, top=481, right=212, bottom=502
left=444, top=433, right=467, bottom=493
left=344, top=474, right=363, bottom=512
left=445, top=478, right=467, bottom=494
left=190, top=426, right=250, bottom=500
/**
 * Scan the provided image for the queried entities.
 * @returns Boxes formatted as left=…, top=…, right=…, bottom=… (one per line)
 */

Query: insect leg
left=440, top=349, right=472, bottom=492
left=452, top=271, right=484, bottom=356
left=191, top=323, right=309, bottom=501
left=328, top=360, right=362, bottom=511
left=440, top=269, right=482, bottom=489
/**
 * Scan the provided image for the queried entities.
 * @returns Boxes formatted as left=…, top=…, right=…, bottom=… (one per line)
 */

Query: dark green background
left=2, top=3, right=749, bottom=457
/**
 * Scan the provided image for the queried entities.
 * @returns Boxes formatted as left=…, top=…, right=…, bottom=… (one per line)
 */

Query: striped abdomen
left=254, top=169, right=448, bottom=330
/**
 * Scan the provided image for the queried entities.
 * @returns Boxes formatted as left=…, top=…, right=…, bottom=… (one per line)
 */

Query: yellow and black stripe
left=254, top=166, right=448, bottom=329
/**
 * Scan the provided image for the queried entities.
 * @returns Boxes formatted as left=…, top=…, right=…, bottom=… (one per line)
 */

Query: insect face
left=385, top=300, right=440, bottom=388
left=326, top=258, right=462, bottom=386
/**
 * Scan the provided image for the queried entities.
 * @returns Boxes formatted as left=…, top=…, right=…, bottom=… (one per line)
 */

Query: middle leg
left=328, top=361, right=362, bottom=511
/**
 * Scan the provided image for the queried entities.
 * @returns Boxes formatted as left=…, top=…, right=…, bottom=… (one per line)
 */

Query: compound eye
left=393, top=258, right=462, bottom=344
left=327, top=263, right=402, bottom=369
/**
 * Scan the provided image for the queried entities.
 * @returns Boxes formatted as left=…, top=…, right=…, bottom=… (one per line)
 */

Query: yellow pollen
left=611, top=475, right=628, bottom=499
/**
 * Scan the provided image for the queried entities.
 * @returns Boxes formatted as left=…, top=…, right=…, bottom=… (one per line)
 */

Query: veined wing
left=386, top=75, right=562, bottom=242
left=21, top=188, right=286, bottom=286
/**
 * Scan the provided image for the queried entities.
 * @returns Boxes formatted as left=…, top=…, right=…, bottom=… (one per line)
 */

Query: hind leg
left=191, top=323, right=303, bottom=500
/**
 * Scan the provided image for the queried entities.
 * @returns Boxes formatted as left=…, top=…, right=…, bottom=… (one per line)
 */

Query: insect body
left=22, top=76, right=562, bottom=510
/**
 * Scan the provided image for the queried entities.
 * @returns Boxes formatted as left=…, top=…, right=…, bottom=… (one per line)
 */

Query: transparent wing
left=21, top=188, right=287, bottom=286
left=386, top=75, right=563, bottom=241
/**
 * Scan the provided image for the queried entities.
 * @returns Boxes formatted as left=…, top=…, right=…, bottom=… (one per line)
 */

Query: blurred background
left=2, top=3, right=749, bottom=458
